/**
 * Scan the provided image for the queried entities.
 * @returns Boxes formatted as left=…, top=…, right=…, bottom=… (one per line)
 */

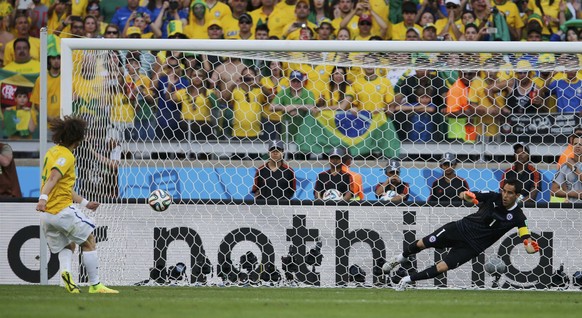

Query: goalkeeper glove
left=465, top=191, right=479, bottom=205
left=523, top=239, right=540, bottom=254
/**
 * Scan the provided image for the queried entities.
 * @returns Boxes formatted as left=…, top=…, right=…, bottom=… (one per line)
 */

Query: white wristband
left=39, top=194, right=48, bottom=201
left=80, top=199, right=89, bottom=208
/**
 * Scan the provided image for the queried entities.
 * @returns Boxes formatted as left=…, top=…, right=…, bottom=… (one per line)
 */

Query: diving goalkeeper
left=383, top=178, right=540, bottom=290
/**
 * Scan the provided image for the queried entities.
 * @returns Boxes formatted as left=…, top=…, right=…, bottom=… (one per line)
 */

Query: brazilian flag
left=295, top=110, right=400, bottom=158
left=0, top=69, right=39, bottom=138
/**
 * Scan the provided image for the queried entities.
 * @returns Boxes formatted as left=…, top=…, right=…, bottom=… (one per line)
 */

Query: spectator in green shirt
left=271, top=70, right=316, bottom=144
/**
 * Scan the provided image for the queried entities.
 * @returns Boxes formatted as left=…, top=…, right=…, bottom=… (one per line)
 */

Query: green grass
left=0, top=285, right=581, bottom=318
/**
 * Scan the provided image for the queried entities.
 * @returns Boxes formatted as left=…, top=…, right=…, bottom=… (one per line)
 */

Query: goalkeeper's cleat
left=88, top=283, right=119, bottom=294
left=395, top=279, right=410, bottom=291
left=382, top=254, right=406, bottom=273
left=61, top=271, right=81, bottom=294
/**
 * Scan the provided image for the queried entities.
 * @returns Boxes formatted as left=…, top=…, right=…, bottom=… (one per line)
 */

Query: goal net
left=55, top=39, right=582, bottom=289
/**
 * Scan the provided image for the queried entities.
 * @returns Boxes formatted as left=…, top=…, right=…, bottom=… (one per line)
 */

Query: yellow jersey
left=267, top=2, right=296, bottom=39
left=469, top=77, right=504, bottom=137
left=174, top=88, right=213, bottom=122
left=332, top=15, right=358, bottom=38
left=72, top=0, right=88, bottom=17
left=351, top=76, right=394, bottom=112
left=249, top=7, right=271, bottom=28
left=232, top=87, right=265, bottom=138
left=321, top=85, right=355, bottom=107
left=110, top=92, right=134, bottom=124
left=41, top=145, right=76, bottom=214
left=31, top=72, right=61, bottom=119
left=391, top=23, right=422, bottom=41
left=491, top=0, right=524, bottom=30
left=184, top=21, right=210, bottom=39
left=222, top=14, right=241, bottom=39
left=2, top=59, right=41, bottom=74
left=527, top=0, right=560, bottom=35
left=260, top=76, right=289, bottom=122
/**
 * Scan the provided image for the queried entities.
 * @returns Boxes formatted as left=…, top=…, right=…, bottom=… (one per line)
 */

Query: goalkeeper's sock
left=403, top=241, right=422, bottom=258
left=82, top=251, right=100, bottom=285
left=410, top=265, right=440, bottom=282
left=58, top=248, right=73, bottom=273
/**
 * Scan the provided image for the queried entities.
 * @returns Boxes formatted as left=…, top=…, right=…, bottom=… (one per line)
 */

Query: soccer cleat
left=61, top=271, right=81, bottom=294
left=382, top=254, right=406, bottom=273
left=395, top=279, right=410, bottom=291
left=88, top=283, right=119, bottom=294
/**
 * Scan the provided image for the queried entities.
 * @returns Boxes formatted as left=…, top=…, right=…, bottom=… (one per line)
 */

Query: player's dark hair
left=503, top=178, right=523, bottom=195
left=49, top=116, right=87, bottom=147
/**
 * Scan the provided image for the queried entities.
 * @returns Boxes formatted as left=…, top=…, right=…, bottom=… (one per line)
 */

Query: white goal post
left=27, top=37, right=582, bottom=289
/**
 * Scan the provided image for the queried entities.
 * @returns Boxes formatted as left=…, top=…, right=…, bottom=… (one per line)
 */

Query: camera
left=169, top=0, right=179, bottom=10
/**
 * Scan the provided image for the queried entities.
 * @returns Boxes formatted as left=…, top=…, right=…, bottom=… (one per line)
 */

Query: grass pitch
left=0, top=285, right=580, bottom=318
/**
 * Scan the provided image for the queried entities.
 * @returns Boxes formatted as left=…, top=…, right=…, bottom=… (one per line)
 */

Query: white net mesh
left=60, top=40, right=582, bottom=289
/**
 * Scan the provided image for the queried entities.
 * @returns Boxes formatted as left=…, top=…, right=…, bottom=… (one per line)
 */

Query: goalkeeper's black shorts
left=421, top=221, right=480, bottom=270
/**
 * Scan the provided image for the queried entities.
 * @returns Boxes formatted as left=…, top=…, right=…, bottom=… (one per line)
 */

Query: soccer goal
left=38, top=37, right=582, bottom=289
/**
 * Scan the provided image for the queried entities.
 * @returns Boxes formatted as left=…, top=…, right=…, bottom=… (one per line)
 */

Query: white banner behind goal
left=2, top=203, right=581, bottom=289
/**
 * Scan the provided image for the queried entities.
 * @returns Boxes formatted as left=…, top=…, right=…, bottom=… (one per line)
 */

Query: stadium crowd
left=0, top=0, right=581, bottom=146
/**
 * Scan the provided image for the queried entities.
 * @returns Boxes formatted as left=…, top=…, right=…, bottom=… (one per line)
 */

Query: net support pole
left=39, top=28, right=48, bottom=285
left=60, top=38, right=73, bottom=116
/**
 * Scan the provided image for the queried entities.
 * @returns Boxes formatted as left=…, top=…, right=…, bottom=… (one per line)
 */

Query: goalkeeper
left=383, top=178, right=539, bottom=290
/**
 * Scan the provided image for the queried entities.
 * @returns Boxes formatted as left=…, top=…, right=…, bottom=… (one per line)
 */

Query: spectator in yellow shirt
left=492, top=0, right=525, bottom=40
left=223, top=67, right=266, bottom=139
left=3, top=38, right=40, bottom=74
left=250, top=0, right=276, bottom=28
left=184, top=0, right=210, bottom=39
left=236, top=13, right=254, bottom=39
left=221, top=0, right=249, bottom=39
left=267, top=0, right=298, bottom=39
left=172, top=68, right=216, bottom=141
left=3, top=14, right=40, bottom=66
left=392, top=1, right=422, bottom=40
left=282, top=0, right=317, bottom=40
left=31, top=34, right=61, bottom=123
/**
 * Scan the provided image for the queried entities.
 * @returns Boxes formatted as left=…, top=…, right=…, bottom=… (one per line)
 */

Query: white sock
left=58, top=248, right=73, bottom=273
left=397, top=253, right=406, bottom=263
left=82, top=251, right=100, bottom=285
left=401, top=276, right=412, bottom=284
